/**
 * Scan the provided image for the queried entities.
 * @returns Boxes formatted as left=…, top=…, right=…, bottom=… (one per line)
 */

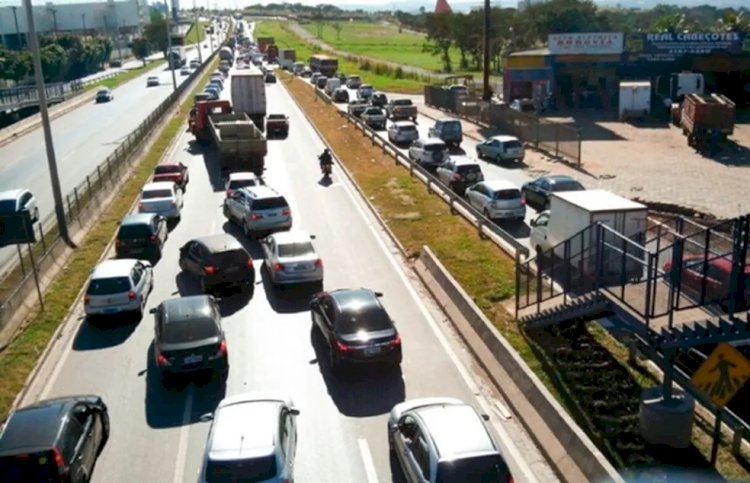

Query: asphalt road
left=18, top=65, right=557, bottom=482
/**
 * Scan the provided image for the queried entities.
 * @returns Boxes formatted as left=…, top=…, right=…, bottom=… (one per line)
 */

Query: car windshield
left=161, top=318, right=218, bottom=344
left=141, top=189, right=173, bottom=199
left=364, top=109, right=383, bottom=115
left=253, top=197, right=288, bottom=210
left=436, top=454, right=507, bottom=483
left=268, top=115, right=285, bottom=120
left=493, top=189, right=521, bottom=200
left=424, top=143, right=447, bottom=152
left=278, top=241, right=315, bottom=258
left=398, top=125, right=417, bottom=133
left=118, top=224, right=152, bottom=238
left=87, top=276, right=130, bottom=295
left=336, top=304, right=393, bottom=333
left=0, top=199, right=17, bottom=212
left=205, top=454, right=277, bottom=482
left=551, top=180, right=584, bottom=192
left=457, top=165, right=481, bottom=174
left=155, top=165, right=181, bottom=174
left=443, top=122, right=461, bottom=132
left=503, top=140, right=523, bottom=149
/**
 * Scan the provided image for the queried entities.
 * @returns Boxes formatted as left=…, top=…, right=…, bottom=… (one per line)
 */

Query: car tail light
left=204, top=265, right=217, bottom=275
left=156, top=350, right=170, bottom=366
left=84, top=294, right=91, bottom=304
left=138, top=202, right=144, bottom=209
left=282, top=208, right=291, bottom=216
left=128, top=291, right=137, bottom=300
left=246, top=258, right=254, bottom=268
left=336, top=340, right=350, bottom=352
left=226, top=189, right=233, bottom=196
left=520, top=197, right=526, bottom=205
left=52, top=447, right=65, bottom=475
left=218, top=340, right=227, bottom=357
left=389, top=334, right=402, bottom=346
left=251, top=213, right=262, bottom=221
left=170, top=201, right=177, bottom=207
left=314, top=258, right=323, bottom=268
left=452, top=174, right=461, bottom=181
left=149, top=235, right=157, bottom=242
left=274, top=263, right=284, bottom=272
left=115, top=239, right=122, bottom=247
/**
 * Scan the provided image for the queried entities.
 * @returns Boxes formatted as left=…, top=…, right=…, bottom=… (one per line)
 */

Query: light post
left=481, top=0, right=491, bottom=101
left=22, top=0, right=72, bottom=246
left=165, top=1, right=177, bottom=90
left=47, top=7, right=58, bottom=37
left=194, top=0, right=202, bottom=62
left=11, top=6, right=23, bottom=48
left=81, top=13, right=86, bottom=33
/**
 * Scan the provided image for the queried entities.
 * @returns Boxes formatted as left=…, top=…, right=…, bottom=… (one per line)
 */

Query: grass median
left=0, top=55, right=221, bottom=422
left=84, top=60, right=164, bottom=92
left=281, top=74, right=750, bottom=480
left=185, top=21, right=207, bottom=44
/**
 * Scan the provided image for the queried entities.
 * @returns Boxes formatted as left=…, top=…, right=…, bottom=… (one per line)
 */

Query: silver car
left=387, top=121, right=419, bottom=144
left=138, top=181, right=183, bottom=221
left=223, top=186, right=292, bottom=236
left=476, top=135, right=525, bottom=163
left=388, top=398, right=512, bottom=483
left=84, top=259, right=153, bottom=319
left=261, top=230, right=323, bottom=289
left=465, top=180, right=526, bottom=222
left=199, top=393, right=300, bottom=483
left=225, top=171, right=264, bottom=196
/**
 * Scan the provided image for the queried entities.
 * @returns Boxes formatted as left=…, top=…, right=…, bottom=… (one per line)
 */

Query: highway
left=17, top=63, right=558, bottom=482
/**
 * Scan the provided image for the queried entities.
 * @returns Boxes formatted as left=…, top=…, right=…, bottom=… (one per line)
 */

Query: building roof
left=509, top=48, right=550, bottom=57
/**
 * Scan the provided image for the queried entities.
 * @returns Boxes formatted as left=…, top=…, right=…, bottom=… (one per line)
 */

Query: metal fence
left=424, top=85, right=582, bottom=167
left=0, top=50, right=219, bottom=336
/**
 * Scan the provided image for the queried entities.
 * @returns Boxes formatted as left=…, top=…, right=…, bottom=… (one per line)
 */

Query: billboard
left=548, top=33, right=624, bottom=55
left=628, top=32, right=750, bottom=62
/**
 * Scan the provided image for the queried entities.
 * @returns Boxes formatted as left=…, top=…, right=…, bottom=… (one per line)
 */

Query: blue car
left=203, top=87, right=220, bottom=100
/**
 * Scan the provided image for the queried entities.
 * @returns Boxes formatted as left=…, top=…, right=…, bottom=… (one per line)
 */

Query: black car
left=151, top=295, right=228, bottom=383
left=179, top=234, right=255, bottom=296
left=521, top=174, right=585, bottom=211
left=332, top=87, right=350, bottom=103
left=265, top=72, right=277, bottom=83
left=0, top=395, right=109, bottom=483
left=310, top=288, right=402, bottom=374
left=116, top=213, right=168, bottom=259
left=370, top=92, right=388, bottom=108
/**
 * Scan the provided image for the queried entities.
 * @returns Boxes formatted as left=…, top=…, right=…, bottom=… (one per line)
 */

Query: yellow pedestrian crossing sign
left=692, top=343, right=750, bottom=408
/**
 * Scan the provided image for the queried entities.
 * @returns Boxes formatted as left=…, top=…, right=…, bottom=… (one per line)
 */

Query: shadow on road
left=260, top=266, right=317, bottom=314
left=144, top=341, right=226, bottom=429
left=73, top=315, right=139, bottom=351
left=497, top=219, right=530, bottom=239
left=174, top=271, right=250, bottom=317
left=221, top=221, right=265, bottom=260
left=309, top=326, right=405, bottom=417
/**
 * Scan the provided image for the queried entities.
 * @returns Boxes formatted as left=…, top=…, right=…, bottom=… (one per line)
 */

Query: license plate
left=103, top=308, right=118, bottom=313
left=267, top=212, right=278, bottom=217
left=364, top=347, right=380, bottom=356
left=184, top=354, right=202, bottom=364
left=226, top=266, right=238, bottom=273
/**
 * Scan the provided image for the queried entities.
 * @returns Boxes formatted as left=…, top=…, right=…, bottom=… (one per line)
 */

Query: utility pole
left=482, top=0, right=491, bottom=101
left=81, top=13, right=86, bottom=33
left=22, top=0, right=72, bottom=246
left=48, top=7, right=58, bottom=37
left=194, top=0, right=202, bottom=62
left=165, top=1, right=177, bottom=90
left=11, top=6, right=22, bottom=48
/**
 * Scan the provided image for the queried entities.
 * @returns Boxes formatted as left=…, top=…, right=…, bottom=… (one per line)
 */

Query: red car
left=663, top=255, right=750, bottom=309
left=153, top=162, right=189, bottom=190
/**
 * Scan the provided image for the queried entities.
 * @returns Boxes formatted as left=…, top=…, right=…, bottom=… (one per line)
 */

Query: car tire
left=134, top=307, right=143, bottom=321
left=33, top=206, right=40, bottom=222
left=388, top=428, right=395, bottom=453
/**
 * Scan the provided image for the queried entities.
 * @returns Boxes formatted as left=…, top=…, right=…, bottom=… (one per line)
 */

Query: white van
left=292, top=61, right=305, bottom=75
left=325, top=78, right=342, bottom=96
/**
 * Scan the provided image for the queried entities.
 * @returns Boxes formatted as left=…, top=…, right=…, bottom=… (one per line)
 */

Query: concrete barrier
left=416, top=245, right=624, bottom=483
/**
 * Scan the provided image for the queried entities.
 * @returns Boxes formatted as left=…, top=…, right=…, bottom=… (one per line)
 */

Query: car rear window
left=503, top=140, right=523, bottom=149
left=457, top=165, right=481, bottom=174
left=364, top=108, right=383, bottom=116
left=155, top=165, right=181, bottom=174
left=398, top=125, right=417, bottom=133
left=141, top=189, right=173, bottom=199
left=162, top=318, right=219, bottom=344
left=552, top=181, right=584, bottom=192
left=278, top=241, right=314, bottom=258
left=0, top=199, right=17, bottom=212
left=229, top=178, right=259, bottom=190
left=424, top=143, right=447, bottom=152
left=87, top=277, right=131, bottom=295
left=393, top=99, right=412, bottom=106
left=493, top=189, right=521, bottom=200
left=442, top=121, right=461, bottom=132
left=252, top=197, right=288, bottom=210
left=0, top=453, right=59, bottom=483
left=336, top=304, right=393, bottom=333
left=205, top=454, right=278, bottom=482
left=97, top=90, right=109, bottom=96
left=436, top=454, right=508, bottom=483
left=209, top=249, right=249, bottom=267
left=118, top=224, right=153, bottom=238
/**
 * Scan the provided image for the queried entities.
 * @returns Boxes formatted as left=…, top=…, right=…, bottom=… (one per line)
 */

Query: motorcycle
left=321, top=162, right=333, bottom=179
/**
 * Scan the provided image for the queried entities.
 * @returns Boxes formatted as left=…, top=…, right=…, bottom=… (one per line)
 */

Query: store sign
left=548, top=33, right=624, bottom=55
left=629, top=32, right=749, bottom=62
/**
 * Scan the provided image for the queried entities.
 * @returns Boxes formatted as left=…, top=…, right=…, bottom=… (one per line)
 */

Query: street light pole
left=11, top=6, right=23, bottom=48
left=22, top=0, right=72, bottom=246
left=482, top=0, right=491, bottom=101
left=81, top=13, right=86, bottom=33
left=194, top=0, right=203, bottom=62
left=165, top=2, right=177, bottom=90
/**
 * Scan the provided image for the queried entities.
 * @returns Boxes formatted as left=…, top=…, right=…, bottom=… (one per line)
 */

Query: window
left=131, top=264, right=143, bottom=286
left=335, top=304, right=393, bottom=333
left=154, top=165, right=182, bottom=174
left=87, top=277, right=131, bottom=295
left=493, top=189, right=521, bottom=200
left=118, top=224, right=153, bottom=239
left=278, top=242, right=315, bottom=258
left=411, top=435, right=431, bottom=478
left=457, top=165, right=481, bottom=175
left=424, top=143, right=447, bottom=153
left=141, top=189, right=174, bottom=199
left=436, top=454, right=507, bottom=483
left=61, top=416, right=84, bottom=461
left=209, top=249, right=250, bottom=267
left=0, top=199, right=17, bottom=213
left=252, top=197, right=288, bottom=210
left=502, top=139, right=523, bottom=150
left=322, top=299, right=335, bottom=323
left=205, top=455, right=278, bottom=482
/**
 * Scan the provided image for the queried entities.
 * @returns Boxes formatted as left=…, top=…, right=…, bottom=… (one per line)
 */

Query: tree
left=312, top=12, right=326, bottom=37
left=144, top=12, right=169, bottom=54
left=451, top=13, right=477, bottom=70
left=716, top=10, right=750, bottom=33
left=528, top=0, right=609, bottom=40
left=131, top=37, right=151, bottom=66
left=39, top=43, right=67, bottom=82
left=424, top=13, right=454, bottom=72
left=331, top=20, right=343, bottom=40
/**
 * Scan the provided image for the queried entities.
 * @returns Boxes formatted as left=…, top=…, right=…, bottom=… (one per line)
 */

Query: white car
left=199, top=393, right=300, bottom=483
left=146, top=76, right=160, bottom=87
left=84, top=259, right=153, bottom=320
left=225, top=172, right=264, bottom=196
left=465, top=179, right=526, bottom=223
left=138, top=181, right=183, bottom=221
left=387, top=121, right=419, bottom=144
left=261, top=230, right=323, bottom=289
left=408, top=138, right=449, bottom=171
left=476, top=135, right=525, bottom=163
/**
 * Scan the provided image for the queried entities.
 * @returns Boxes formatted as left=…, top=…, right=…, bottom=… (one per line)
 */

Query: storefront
left=503, top=48, right=552, bottom=110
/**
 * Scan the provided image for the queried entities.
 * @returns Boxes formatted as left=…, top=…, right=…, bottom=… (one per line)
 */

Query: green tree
left=528, top=0, right=609, bottom=40
left=424, top=12, right=454, bottom=72
left=131, top=37, right=151, bottom=65
left=144, top=12, right=169, bottom=54
left=39, top=43, right=67, bottom=82
left=716, top=10, right=750, bottom=33
left=451, top=13, right=480, bottom=70
left=331, top=20, right=343, bottom=40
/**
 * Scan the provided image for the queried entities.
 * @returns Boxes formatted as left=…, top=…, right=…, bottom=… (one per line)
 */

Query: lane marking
left=172, top=385, right=195, bottom=483
left=357, top=438, right=379, bottom=483
left=290, top=88, right=542, bottom=483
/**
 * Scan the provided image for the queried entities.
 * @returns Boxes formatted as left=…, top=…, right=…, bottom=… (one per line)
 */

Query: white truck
left=325, top=77, right=341, bottom=96
left=231, top=69, right=267, bottom=131
left=278, top=49, right=296, bottom=70
left=618, top=81, right=651, bottom=121
left=529, top=190, right=648, bottom=277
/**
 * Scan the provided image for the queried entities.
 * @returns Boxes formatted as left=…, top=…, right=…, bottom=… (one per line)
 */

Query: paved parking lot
left=418, top=102, right=750, bottom=220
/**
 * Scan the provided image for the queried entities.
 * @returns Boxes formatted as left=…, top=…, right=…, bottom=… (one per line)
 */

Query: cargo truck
left=189, top=100, right=267, bottom=175
left=219, top=46, right=234, bottom=64
left=680, top=93, right=735, bottom=153
left=266, top=45, right=279, bottom=63
left=618, top=81, right=650, bottom=121
left=256, top=37, right=274, bottom=53
left=278, top=49, right=296, bottom=70
left=231, top=69, right=267, bottom=132
left=529, top=190, right=648, bottom=277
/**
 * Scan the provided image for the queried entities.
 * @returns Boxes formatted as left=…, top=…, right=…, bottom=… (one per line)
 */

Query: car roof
left=541, top=174, right=578, bottom=184
left=483, top=179, right=520, bottom=191
left=330, top=288, right=379, bottom=312
left=437, top=118, right=460, bottom=124
left=194, top=234, right=244, bottom=253
left=416, top=403, right=496, bottom=459
left=120, top=213, right=157, bottom=226
left=423, top=137, right=447, bottom=145
left=241, top=185, right=281, bottom=199
left=228, top=172, right=257, bottom=181
left=450, top=156, right=479, bottom=166
left=0, top=189, right=25, bottom=201
left=209, top=398, right=283, bottom=461
left=91, top=259, right=139, bottom=279
left=393, top=121, right=415, bottom=128
left=143, top=181, right=176, bottom=191
left=490, top=135, right=520, bottom=143
left=0, top=397, right=84, bottom=455
left=161, top=295, right=215, bottom=322
left=269, top=230, right=312, bottom=245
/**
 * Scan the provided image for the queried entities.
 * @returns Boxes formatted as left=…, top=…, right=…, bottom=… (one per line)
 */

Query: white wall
left=0, top=0, right=148, bottom=35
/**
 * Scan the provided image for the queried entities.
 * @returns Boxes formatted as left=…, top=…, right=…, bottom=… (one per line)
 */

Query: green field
left=253, top=20, right=430, bottom=94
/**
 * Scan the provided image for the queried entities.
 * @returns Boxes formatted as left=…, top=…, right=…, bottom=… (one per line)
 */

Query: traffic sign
left=692, top=343, right=750, bottom=408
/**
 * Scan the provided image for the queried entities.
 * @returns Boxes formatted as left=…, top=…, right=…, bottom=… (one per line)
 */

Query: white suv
left=84, top=259, right=153, bottom=320
left=387, top=121, right=419, bottom=145
left=408, top=138, right=449, bottom=171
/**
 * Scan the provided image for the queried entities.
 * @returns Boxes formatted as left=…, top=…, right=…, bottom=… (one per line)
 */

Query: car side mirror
left=149, top=308, right=157, bottom=314
left=199, top=412, right=214, bottom=422
left=289, top=408, right=300, bottom=416
left=530, top=219, right=537, bottom=227
left=374, top=291, right=383, bottom=297
left=310, top=234, right=316, bottom=240
left=481, top=413, right=490, bottom=421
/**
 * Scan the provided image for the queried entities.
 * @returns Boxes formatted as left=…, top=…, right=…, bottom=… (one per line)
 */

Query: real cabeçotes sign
left=633, top=32, right=748, bottom=61
left=548, top=33, right=624, bottom=55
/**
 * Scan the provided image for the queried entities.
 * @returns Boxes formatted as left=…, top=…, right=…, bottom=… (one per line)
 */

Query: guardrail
left=327, top=88, right=529, bottom=260
left=0, top=48, right=220, bottom=343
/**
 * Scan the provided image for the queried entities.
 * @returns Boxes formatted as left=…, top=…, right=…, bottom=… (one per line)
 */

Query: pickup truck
left=386, top=99, right=417, bottom=121
left=266, top=114, right=289, bottom=138
left=360, top=107, right=387, bottom=130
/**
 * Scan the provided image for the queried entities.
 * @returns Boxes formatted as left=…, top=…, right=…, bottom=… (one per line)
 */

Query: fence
left=0, top=48, right=219, bottom=337
left=424, top=85, right=583, bottom=167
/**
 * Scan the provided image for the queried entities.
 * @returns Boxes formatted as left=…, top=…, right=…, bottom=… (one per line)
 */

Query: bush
left=395, top=66, right=404, bottom=79
left=359, top=59, right=372, bottom=71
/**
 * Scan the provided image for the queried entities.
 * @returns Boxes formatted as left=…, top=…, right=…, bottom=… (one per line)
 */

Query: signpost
left=548, top=32, right=624, bottom=55
left=692, top=343, right=750, bottom=463
left=629, top=32, right=749, bottom=62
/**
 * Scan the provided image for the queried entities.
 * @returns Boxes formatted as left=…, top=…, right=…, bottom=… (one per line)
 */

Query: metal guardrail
left=0, top=49, right=220, bottom=336
left=0, top=71, right=123, bottom=112
left=325, top=88, right=529, bottom=260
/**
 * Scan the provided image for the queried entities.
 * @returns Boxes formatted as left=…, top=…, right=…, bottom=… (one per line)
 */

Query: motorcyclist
left=319, top=148, right=333, bottom=168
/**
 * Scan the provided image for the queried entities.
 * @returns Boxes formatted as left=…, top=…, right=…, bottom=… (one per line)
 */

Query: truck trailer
left=231, top=69, right=267, bottom=132
left=680, top=93, right=735, bottom=153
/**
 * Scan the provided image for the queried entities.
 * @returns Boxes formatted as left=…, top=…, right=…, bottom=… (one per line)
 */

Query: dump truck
left=219, top=46, right=234, bottom=64
left=189, top=100, right=267, bottom=175
left=680, top=93, right=735, bottom=153
left=256, top=37, right=274, bottom=53
left=231, top=69, right=267, bottom=132
left=266, top=45, right=280, bottom=63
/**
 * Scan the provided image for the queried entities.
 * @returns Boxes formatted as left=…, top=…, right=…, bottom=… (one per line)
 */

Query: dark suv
left=0, top=395, right=109, bottom=483
left=151, top=295, right=229, bottom=384
left=116, top=213, right=168, bottom=259
left=435, top=156, right=485, bottom=195
left=179, top=234, right=255, bottom=296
